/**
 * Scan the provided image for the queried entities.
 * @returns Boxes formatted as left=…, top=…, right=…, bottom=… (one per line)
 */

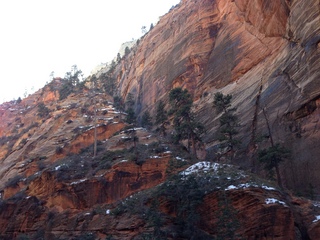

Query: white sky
left=0, top=0, right=180, bottom=103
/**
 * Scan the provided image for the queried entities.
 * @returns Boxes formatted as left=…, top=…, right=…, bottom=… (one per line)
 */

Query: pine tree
left=213, top=92, right=240, bottom=154
left=258, top=108, right=290, bottom=189
left=37, top=102, right=50, bottom=118
left=258, top=143, right=290, bottom=188
left=126, top=108, right=136, bottom=124
left=155, top=100, right=169, bottom=136
left=113, top=96, right=125, bottom=121
left=141, top=110, right=153, bottom=129
left=169, top=88, right=205, bottom=157
left=125, top=93, right=136, bottom=124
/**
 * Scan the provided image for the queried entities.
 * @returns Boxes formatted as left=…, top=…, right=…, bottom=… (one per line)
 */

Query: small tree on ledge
left=213, top=92, right=240, bottom=158
left=169, top=87, right=205, bottom=157
left=258, top=143, right=290, bottom=189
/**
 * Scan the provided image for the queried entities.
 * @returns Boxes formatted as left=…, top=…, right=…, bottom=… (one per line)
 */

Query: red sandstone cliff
left=0, top=0, right=319, bottom=239
left=107, top=0, right=320, bottom=196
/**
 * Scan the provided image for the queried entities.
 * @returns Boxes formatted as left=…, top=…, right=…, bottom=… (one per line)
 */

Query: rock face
left=110, top=0, right=320, bottom=195
left=0, top=0, right=319, bottom=239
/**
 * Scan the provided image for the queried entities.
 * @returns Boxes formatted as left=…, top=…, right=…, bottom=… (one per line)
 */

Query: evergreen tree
left=169, top=88, right=205, bottom=157
left=213, top=92, right=240, bottom=154
left=117, top=52, right=121, bottom=62
left=215, top=194, right=240, bottom=239
left=125, top=93, right=135, bottom=109
left=258, top=144, right=290, bottom=189
left=149, top=23, right=154, bottom=31
left=101, top=72, right=115, bottom=96
left=155, top=100, right=169, bottom=136
left=124, top=46, right=131, bottom=56
left=141, top=110, right=153, bottom=129
left=37, top=102, right=50, bottom=118
left=59, top=65, right=83, bottom=100
left=258, top=108, right=290, bottom=189
left=125, top=93, right=136, bottom=124
left=113, top=95, right=125, bottom=121
left=126, top=108, right=136, bottom=124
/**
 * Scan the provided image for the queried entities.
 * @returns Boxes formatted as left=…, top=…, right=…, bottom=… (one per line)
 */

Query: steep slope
left=0, top=0, right=319, bottom=239
left=107, top=0, right=320, bottom=196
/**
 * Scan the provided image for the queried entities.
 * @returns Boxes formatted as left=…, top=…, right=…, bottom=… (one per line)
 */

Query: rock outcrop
left=0, top=0, right=319, bottom=238
left=109, top=0, right=320, bottom=196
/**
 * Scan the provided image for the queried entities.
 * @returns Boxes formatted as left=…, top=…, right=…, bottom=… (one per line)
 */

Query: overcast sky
left=0, top=0, right=180, bottom=103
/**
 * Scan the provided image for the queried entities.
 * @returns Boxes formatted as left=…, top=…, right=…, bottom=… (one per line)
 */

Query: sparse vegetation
left=213, top=92, right=240, bottom=159
left=141, top=110, right=153, bottom=130
left=169, top=88, right=205, bottom=157
left=37, top=102, right=50, bottom=118
left=59, top=65, right=84, bottom=100
left=258, top=143, right=290, bottom=189
left=155, top=100, right=169, bottom=136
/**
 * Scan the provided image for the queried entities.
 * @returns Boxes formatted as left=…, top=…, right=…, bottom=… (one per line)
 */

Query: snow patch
left=225, top=183, right=276, bottom=191
left=70, top=178, right=87, bottom=185
left=225, top=185, right=237, bottom=190
left=265, top=198, right=287, bottom=206
left=55, top=165, right=62, bottom=171
left=106, top=209, right=110, bottom=215
left=261, top=185, right=276, bottom=191
left=150, top=155, right=161, bottom=159
left=176, top=156, right=186, bottom=161
left=313, top=215, right=320, bottom=223
left=181, top=161, right=221, bottom=176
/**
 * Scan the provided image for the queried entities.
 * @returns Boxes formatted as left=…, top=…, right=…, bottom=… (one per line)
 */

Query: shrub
left=37, top=102, right=50, bottom=118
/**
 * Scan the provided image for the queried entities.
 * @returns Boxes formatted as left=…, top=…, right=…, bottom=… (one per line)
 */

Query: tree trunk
left=191, top=133, right=197, bottom=158
left=275, top=165, right=283, bottom=189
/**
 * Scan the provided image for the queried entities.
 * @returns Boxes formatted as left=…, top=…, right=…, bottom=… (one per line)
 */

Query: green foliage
left=158, top=175, right=207, bottom=238
left=155, top=100, right=169, bottom=136
left=59, top=79, right=73, bottom=100
left=125, top=93, right=134, bottom=109
left=117, top=52, right=121, bottom=62
left=141, top=110, right=153, bottom=129
left=214, top=194, right=240, bottom=240
left=149, top=23, right=154, bottom=31
left=125, top=93, right=136, bottom=124
left=37, top=102, right=50, bottom=118
left=124, top=46, right=131, bottom=56
left=59, top=65, right=84, bottom=100
left=258, top=143, right=290, bottom=178
left=169, top=88, right=205, bottom=155
left=101, top=72, right=116, bottom=96
left=213, top=92, right=240, bottom=152
left=125, top=108, right=136, bottom=124
left=113, top=96, right=125, bottom=112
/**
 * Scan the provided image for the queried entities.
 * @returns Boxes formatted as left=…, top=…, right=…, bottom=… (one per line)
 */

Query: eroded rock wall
left=112, top=0, right=320, bottom=195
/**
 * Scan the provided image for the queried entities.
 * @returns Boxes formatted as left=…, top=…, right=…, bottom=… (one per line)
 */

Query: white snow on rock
left=313, top=215, right=320, bottom=223
left=225, top=183, right=276, bottom=191
left=55, top=165, right=62, bottom=171
left=70, top=178, right=87, bottom=185
left=265, top=198, right=287, bottom=206
left=225, top=185, right=237, bottom=190
left=261, top=185, right=276, bottom=191
left=180, top=161, right=221, bottom=176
